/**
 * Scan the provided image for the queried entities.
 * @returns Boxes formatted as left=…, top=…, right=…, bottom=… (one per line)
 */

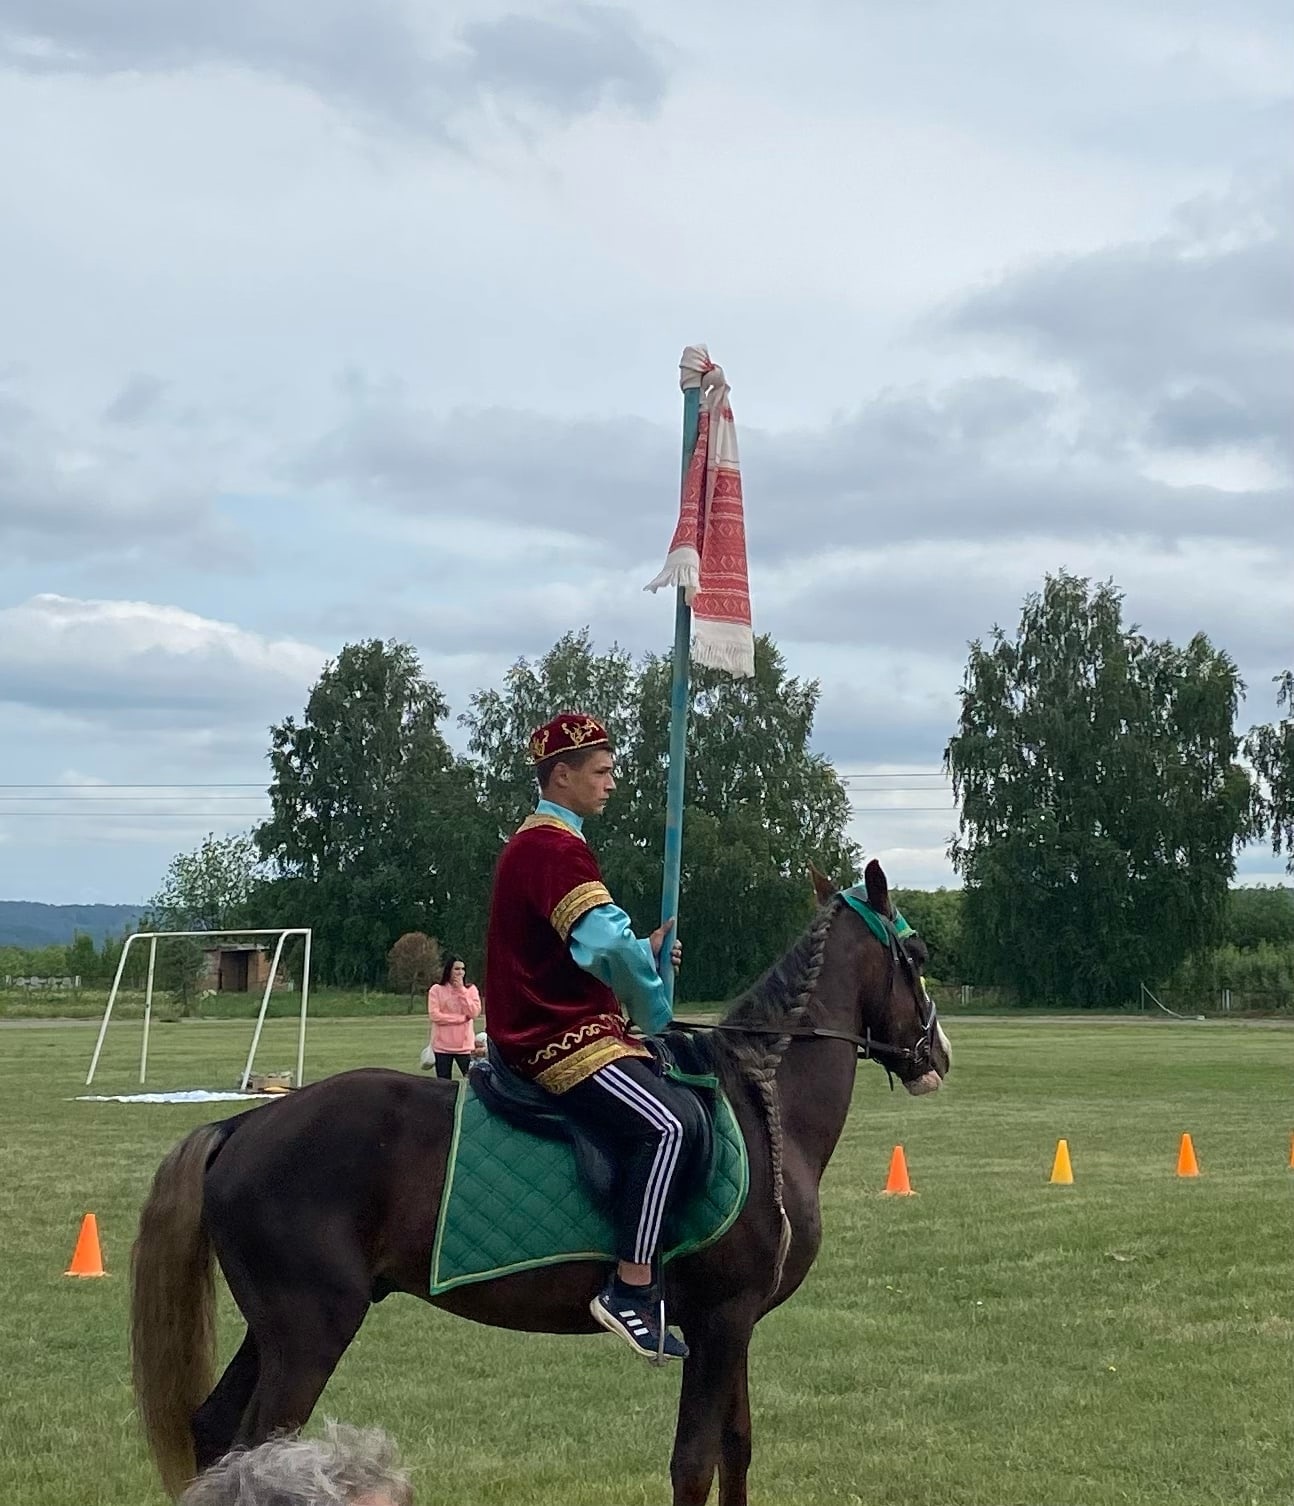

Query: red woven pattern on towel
left=690, top=405, right=751, bottom=632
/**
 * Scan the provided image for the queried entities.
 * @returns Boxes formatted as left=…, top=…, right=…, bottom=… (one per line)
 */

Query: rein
left=670, top=1018, right=922, bottom=1066
left=670, top=889, right=941, bottom=1082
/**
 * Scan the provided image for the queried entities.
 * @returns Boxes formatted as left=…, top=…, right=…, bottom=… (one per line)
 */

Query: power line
left=3, top=772, right=950, bottom=787
left=0, top=813, right=271, bottom=825
left=839, top=772, right=947, bottom=779
left=848, top=806, right=957, bottom=813
left=0, top=783, right=267, bottom=790
left=0, top=795, right=270, bottom=803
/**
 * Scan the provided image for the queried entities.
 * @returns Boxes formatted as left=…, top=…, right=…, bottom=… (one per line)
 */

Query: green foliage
left=462, top=631, right=858, bottom=1001
left=946, top=572, right=1252, bottom=1006
left=463, top=629, right=640, bottom=844
left=65, top=933, right=100, bottom=981
left=387, top=931, right=443, bottom=997
left=1168, top=942, right=1294, bottom=1009
left=0, top=932, right=122, bottom=987
left=890, top=888, right=966, bottom=980
left=255, top=640, right=495, bottom=986
left=153, top=937, right=207, bottom=1015
left=1223, top=886, right=1294, bottom=951
left=1246, top=671, right=1294, bottom=873
left=148, top=830, right=265, bottom=932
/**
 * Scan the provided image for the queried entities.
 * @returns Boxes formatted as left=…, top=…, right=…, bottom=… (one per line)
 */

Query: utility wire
left=4, top=771, right=953, bottom=789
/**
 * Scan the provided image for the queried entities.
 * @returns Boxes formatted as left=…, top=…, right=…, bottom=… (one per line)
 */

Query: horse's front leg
left=718, top=1344, right=752, bottom=1506
left=670, top=1310, right=754, bottom=1506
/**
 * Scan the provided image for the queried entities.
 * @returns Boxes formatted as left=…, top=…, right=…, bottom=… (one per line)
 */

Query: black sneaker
left=590, top=1282, right=689, bottom=1362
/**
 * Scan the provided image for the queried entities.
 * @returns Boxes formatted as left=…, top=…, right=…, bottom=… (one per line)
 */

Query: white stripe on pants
left=593, top=1062, right=684, bottom=1266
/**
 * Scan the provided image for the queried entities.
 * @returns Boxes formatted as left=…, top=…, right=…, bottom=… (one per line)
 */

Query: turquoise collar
left=535, top=798, right=584, bottom=836
left=839, top=888, right=914, bottom=947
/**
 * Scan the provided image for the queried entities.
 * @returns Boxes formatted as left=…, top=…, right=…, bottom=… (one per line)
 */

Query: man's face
left=558, top=750, right=616, bottom=818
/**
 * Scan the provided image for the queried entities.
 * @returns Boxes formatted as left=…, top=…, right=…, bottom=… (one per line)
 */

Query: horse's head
left=811, top=859, right=951, bottom=1095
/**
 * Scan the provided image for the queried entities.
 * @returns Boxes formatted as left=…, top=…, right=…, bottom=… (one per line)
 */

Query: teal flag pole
left=658, top=382, right=702, bottom=1004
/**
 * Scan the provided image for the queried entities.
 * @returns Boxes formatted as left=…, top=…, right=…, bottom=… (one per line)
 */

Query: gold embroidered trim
left=550, top=881, right=612, bottom=940
left=525, top=1014, right=621, bottom=1065
left=535, top=1036, right=650, bottom=1094
left=561, top=716, right=609, bottom=750
left=518, top=814, right=585, bottom=840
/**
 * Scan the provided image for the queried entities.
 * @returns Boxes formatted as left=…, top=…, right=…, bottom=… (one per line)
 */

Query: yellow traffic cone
left=1049, top=1139, right=1074, bottom=1185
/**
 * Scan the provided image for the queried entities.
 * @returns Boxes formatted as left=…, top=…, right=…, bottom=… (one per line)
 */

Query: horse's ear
left=863, top=859, right=891, bottom=916
left=808, top=863, right=836, bottom=905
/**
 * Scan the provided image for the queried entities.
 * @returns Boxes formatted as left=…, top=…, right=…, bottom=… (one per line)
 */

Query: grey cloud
left=296, top=371, right=1289, bottom=577
left=741, top=386, right=1290, bottom=555
left=945, top=180, right=1294, bottom=461
left=102, top=373, right=168, bottom=426
left=1145, top=386, right=1258, bottom=451
left=781, top=524, right=1289, bottom=643
left=0, top=0, right=670, bottom=134
left=0, top=595, right=324, bottom=725
left=461, top=5, right=668, bottom=118
left=294, top=397, right=676, bottom=559
left=810, top=1, right=1292, bottom=179
left=813, top=695, right=959, bottom=772
left=0, top=382, right=242, bottom=566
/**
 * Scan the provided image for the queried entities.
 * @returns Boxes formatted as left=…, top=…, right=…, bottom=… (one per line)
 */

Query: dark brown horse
left=130, top=862, right=950, bottom=1504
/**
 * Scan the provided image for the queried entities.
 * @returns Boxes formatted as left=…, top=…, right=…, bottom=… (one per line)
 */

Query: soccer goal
left=85, top=928, right=313, bottom=1091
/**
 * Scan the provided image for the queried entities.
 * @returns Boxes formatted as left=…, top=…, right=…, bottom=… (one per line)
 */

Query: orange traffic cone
left=1287, top=1131, right=1293, bottom=1171
left=883, top=1144, right=914, bottom=1195
left=1176, top=1133, right=1200, bottom=1178
left=1049, top=1138, right=1074, bottom=1185
left=65, top=1213, right=106, bottom=1278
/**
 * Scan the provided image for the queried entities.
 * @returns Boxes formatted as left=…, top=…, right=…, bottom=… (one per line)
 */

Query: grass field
left=1, top=1015, right=1291, bottom=1506
left=0, top=985, right=434, bottom=1021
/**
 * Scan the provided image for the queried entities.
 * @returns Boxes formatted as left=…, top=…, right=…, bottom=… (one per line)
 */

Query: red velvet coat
left=484, top=814, right=650, bottom=1092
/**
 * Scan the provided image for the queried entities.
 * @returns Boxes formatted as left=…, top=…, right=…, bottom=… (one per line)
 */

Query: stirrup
left=651, top=1258, right=673, bottom=1369
left=654, top=1287, right=668, bottom=1368
left=590, top=1281, right=688, bottom=1362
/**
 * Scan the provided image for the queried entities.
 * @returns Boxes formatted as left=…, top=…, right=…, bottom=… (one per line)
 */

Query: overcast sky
left=1, top=0, right=1291, bottom=907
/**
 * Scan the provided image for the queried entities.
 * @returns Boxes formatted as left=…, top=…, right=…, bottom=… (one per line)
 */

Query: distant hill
left=0, top=902, right=144, bottom=948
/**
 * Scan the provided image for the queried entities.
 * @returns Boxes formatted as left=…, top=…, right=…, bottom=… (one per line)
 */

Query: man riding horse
left=484, top=713, right=689, bottom=1362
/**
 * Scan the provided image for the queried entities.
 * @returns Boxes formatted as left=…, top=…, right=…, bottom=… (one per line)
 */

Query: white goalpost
left=85, top=928, right=314, bottom=1091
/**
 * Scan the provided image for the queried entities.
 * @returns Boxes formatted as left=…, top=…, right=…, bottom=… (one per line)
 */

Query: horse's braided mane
left=710, top=897, right=842, bottom=1295
left=712, top=895, right=841, bottom=1087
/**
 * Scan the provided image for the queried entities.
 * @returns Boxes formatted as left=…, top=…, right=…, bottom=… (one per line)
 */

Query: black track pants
left=559, top=1056, right=685, bottom=1266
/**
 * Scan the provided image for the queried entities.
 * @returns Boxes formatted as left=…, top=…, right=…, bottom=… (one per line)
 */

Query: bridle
left=675, top=895, right=941, bottom=1085
left=850, top=905, right=941, bottom=1083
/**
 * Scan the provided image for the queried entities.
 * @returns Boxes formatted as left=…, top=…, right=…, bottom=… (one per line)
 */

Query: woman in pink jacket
left=425, top=955, right=482, bottom=1081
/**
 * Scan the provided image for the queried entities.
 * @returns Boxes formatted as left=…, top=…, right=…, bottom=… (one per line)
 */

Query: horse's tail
left=130, top=1119, right=236, bottom=1499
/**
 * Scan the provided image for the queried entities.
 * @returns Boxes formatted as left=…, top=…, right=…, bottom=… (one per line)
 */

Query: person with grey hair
left=178, top=1422, right=413, bottom=1506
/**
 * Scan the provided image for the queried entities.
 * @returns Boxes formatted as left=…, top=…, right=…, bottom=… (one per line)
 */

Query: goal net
left=84, top=928, right=313, bottom=1091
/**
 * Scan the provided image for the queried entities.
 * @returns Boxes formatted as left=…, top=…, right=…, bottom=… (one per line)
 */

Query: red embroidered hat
left=528, top=713, right=612, bottom=766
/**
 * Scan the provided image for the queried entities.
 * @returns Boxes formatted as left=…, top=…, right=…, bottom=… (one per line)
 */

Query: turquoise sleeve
left=569, top=904, right=673, bottom=1036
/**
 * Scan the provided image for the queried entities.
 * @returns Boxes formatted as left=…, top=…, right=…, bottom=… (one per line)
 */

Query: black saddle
left=468, top=1033, right=719, bottom=1217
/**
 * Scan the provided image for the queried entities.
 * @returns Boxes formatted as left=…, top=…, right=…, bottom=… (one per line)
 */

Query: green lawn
left=0, top=985, right=431, bottom=1021
left=0, top=1016, right=1290, bottom=1505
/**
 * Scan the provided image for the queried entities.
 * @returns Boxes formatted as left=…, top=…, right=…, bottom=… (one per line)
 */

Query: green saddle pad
left=429, top=1074, right=749, bottom=1296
